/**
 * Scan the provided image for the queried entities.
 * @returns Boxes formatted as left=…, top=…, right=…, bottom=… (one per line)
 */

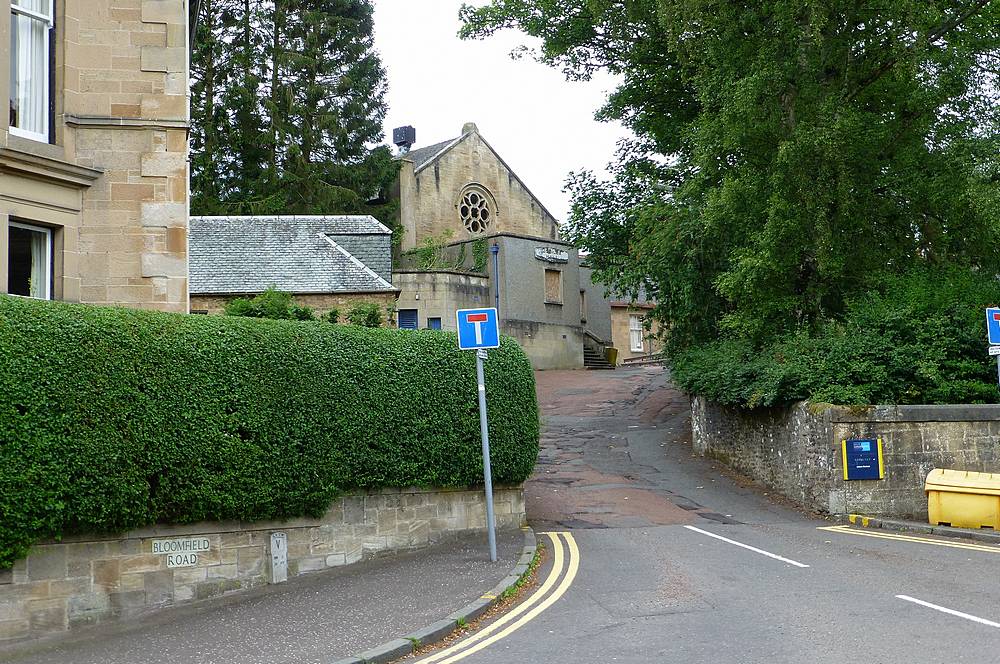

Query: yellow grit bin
left=925, top=469, right=1000, bottom=530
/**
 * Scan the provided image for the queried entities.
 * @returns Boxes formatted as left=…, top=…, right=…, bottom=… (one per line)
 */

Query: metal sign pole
left=476, top=348, right=498, bottom=563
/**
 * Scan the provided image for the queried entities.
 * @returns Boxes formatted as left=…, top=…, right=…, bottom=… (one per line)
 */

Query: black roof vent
left=393, top=126, right=416, bottom=154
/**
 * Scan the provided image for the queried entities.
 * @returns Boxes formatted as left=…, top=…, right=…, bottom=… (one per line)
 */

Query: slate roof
left=189, top=215, right=396, bottom=295
left=401, top=137, right=459, bottom=171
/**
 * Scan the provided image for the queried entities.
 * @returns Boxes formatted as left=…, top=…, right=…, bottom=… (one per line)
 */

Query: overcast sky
left=372, top=0, right=627, bottom=222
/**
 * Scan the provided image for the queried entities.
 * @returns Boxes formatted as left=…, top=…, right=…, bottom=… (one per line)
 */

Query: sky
left=372, top=0, right=628, bottom=222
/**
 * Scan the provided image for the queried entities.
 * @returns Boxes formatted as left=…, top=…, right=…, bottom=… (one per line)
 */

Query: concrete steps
left=583, top=346, right=615, bottom=370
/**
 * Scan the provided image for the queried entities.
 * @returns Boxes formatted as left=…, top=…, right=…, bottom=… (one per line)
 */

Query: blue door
left=428, top=317, right=442, bottom=330
left=398, top=309, right=418, bottom=330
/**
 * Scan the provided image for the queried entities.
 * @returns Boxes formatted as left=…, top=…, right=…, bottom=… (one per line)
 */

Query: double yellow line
left=819, top=525, right=1000, bottom=554
left=415, top=531, right=580, bottom=664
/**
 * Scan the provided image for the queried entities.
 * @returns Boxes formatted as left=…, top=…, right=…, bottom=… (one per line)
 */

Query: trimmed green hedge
left=0, top=296, right=539, bottom=568
left=671, top=268, right=1000, bottom=408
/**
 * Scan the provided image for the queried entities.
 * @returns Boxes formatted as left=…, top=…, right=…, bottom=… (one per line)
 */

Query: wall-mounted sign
left=535, top=247, right=569, bottom=263
left=842, top=438, right=884, bottom=481
left=151, top=536, right=211, bottom=568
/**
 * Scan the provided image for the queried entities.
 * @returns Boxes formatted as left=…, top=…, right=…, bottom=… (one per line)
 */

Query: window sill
left=544, top=300, right=563, bottom=306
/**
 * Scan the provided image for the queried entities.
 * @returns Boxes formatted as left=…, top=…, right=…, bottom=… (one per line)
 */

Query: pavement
left=0, top=530, right=525, bottom=664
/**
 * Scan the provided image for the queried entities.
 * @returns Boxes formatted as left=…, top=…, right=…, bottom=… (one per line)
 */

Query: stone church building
left=392, top=122, right=613, bottom=369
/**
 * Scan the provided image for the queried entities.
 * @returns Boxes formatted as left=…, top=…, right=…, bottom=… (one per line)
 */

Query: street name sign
left=842, top=438, right=884, bottom=481
left=151, top=536, right=210, bottom=568
left=456, top=307, right=500, bottom=562
left=457, top=308, right=500, bottom=350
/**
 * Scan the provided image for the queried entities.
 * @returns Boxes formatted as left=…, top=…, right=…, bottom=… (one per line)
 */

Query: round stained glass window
left=460, top=186, right=493, bottom=234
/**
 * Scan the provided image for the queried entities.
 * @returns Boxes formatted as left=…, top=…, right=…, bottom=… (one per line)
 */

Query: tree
left=461, top=1, right=1000, bottom=351
left=190, top=0, right=399, bottom=225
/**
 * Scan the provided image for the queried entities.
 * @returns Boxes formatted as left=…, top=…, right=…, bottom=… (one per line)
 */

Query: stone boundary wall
left=691, top=398, right=1000, bottom=519
left=0, top=486, right=524, bottom=644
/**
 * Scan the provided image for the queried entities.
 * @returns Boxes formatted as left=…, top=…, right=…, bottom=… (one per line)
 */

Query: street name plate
left=151, top=536, right=210, bottom=568
left=990, top=346, right=1000, bottom=356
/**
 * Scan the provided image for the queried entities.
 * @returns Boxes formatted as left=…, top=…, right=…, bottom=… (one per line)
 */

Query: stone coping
left=41, top=485, right=522, bottom=545
left=826, top=403, right=1000, bottom=423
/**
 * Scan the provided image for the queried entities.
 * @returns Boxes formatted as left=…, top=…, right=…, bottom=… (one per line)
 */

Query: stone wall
left=0, top=486, right=525, bottom=644
left=692, top=398, right=1000, bottom=519
left=503, top=319, right=584, bottom=370
left=190, top=292, right=398, bottom=323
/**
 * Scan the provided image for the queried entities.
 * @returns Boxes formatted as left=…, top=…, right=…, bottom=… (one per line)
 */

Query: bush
left=224, top=287, right=316, bottom=321
left=0, top=296, right=539, bottom=568
left=325, top=307, right=340, bottom=324
left=346, top=302, right=384, bottom=327
left=671, top=267, right=1000, bottom=407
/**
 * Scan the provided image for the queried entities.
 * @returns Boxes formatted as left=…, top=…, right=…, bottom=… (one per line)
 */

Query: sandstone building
left=393, top=123, right=613, bottom=369
left=610, top=290, right=662, bottom=365
left=1, top=0, right=189, bottom=311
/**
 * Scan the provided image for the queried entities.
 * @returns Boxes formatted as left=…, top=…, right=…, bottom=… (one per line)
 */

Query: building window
left=629, top=314, right=644, bottom=353
left=398, top=308, right=418, bottom=330
left=10, top=0, right=53, bottom=142
left=427, top=317, right=442, bottom=330
left=459, top=185, right=493, bottom=234
left=579, top=289, right=586, bottom=322
left=544, top=269, right=562, bottom=304
left=8, top=221, right=52, bottom=299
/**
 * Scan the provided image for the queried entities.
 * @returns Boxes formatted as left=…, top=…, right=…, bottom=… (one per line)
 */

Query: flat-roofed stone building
left=1, top=0, right=189, bottom=311
left=188, top=215, right=398, bottom=320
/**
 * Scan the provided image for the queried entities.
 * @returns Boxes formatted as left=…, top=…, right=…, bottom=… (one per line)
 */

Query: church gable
left=397, top=123, right=559, bottom=250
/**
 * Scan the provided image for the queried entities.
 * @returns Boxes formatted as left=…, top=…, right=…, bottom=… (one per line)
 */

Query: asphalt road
left=413, top=367, right=1000, bottom=664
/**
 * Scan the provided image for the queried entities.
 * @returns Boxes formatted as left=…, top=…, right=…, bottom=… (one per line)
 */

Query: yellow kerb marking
left=480, top=593, right=497, bottom=600
left=432, top=532, right=581, bottom=664
left=415, top=531, right=571, bottom=664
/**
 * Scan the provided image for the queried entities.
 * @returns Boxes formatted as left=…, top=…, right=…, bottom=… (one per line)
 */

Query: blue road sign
left=988, top=308, right=1000, bottom=345
left=456, top=308, right=499, bottom=350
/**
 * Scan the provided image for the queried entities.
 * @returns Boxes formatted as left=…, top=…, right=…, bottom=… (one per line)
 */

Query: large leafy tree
left=461, top=1, right=1000, bottom=350
left=190, top=0, right=398, bottom=223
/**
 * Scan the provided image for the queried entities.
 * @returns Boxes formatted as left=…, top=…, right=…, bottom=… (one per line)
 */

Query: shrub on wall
left=671, top=268, right=1000, bottom=408
left=224, top=287, right=316, bottom=321
left=346, top=302, right=384, bottom=327
left=0, top=296, right=539, bottom=568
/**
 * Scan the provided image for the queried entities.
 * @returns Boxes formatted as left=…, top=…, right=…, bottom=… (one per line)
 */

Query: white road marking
left=896, top=595, right=1000, bottom=629
left=684, top=525, right=810, bottom=568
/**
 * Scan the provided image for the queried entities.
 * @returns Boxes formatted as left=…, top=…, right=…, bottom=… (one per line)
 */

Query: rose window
left=460, top=187, right=493, bottom=234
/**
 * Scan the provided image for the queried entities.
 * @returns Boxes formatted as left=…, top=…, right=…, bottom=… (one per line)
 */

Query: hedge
left=0, top=296, right=539, bottom=568
left=671, top=267, right=1000, bottom=408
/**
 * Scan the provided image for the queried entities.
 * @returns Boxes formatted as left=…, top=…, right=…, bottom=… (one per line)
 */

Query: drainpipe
left=490, top=242, right=500, bottom=314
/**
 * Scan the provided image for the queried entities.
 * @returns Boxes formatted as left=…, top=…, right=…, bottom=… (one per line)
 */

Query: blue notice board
left=988, top=308, right=1000, bottom=345
left=456, top=308, right=499, bottom=350
left=842, top=438, right=884, bottom=481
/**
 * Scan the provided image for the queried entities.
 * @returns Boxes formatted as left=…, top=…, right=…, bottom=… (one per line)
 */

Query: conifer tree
left=190, top=0, right=398, bottom=224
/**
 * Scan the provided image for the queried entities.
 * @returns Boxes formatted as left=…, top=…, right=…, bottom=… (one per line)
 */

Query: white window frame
left=629, top=314, right=644, bottom=353
left=9, top=220, right=52, bottom=300
left=10, top=0, right=53, bottom=143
